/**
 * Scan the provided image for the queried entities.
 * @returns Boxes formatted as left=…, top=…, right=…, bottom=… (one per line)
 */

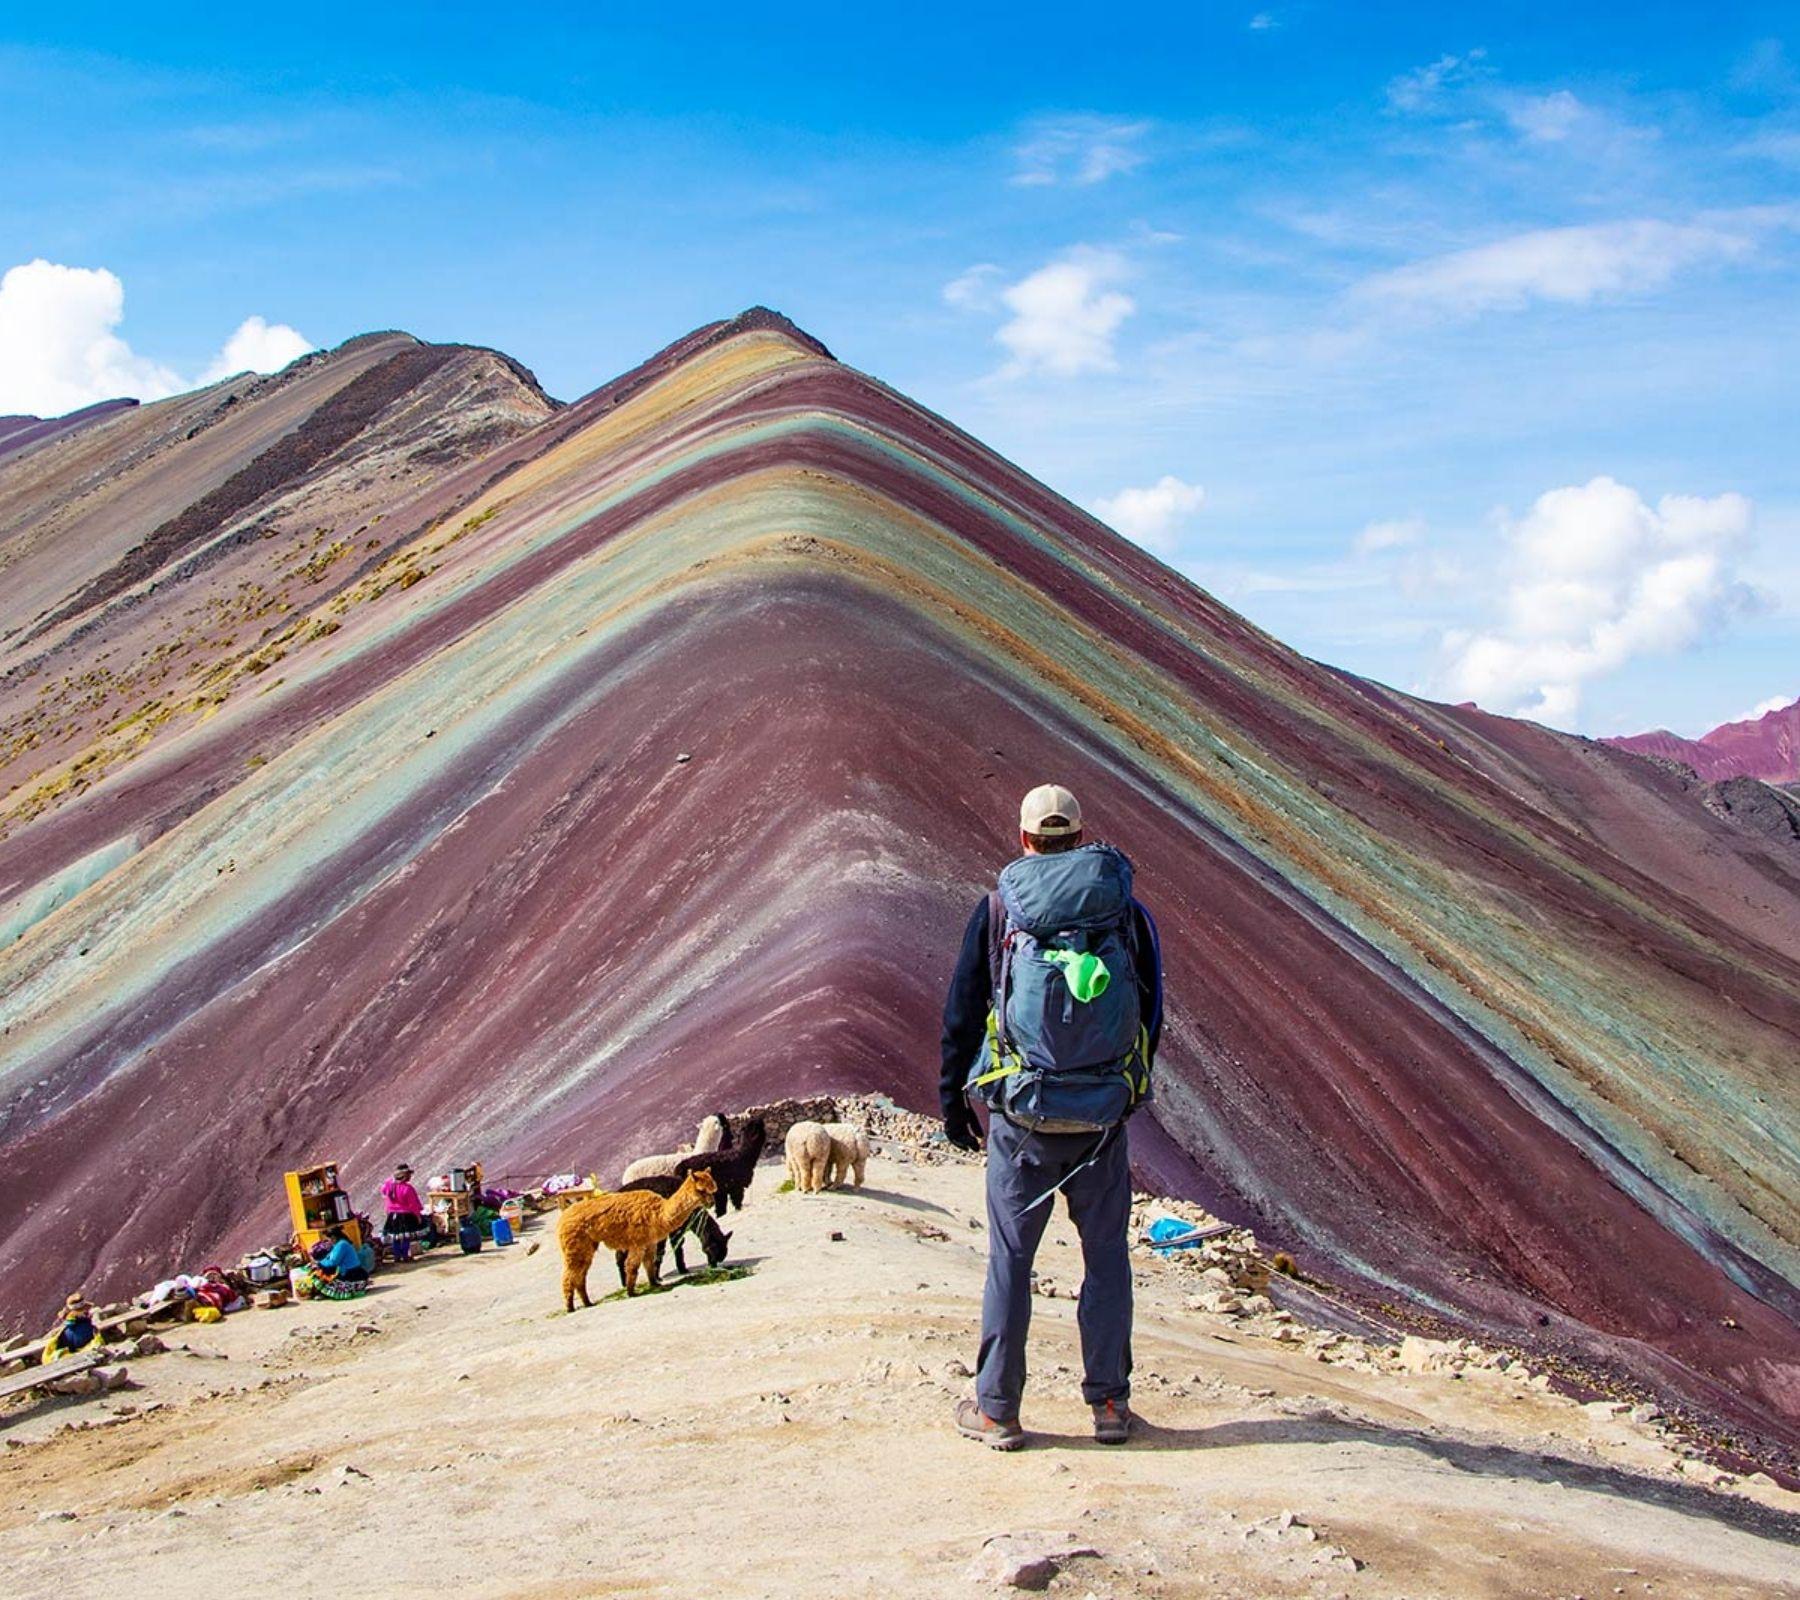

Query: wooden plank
left=0, top=1349, right=105, bottom=1404
left=95, top=1297, right=182, bottom=1337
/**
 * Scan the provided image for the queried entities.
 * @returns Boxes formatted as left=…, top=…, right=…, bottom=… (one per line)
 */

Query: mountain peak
left=2, top=315, right=1798, bottom=1472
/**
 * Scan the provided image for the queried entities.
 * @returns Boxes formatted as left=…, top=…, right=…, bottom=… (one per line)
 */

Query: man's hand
left=943, top=1099, right=984, bottom=1152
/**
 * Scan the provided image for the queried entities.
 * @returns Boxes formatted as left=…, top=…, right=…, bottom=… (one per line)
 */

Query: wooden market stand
left=426, top=1162, right=484, bottom=1237
left=283, top=1162, right=361, bottom=1255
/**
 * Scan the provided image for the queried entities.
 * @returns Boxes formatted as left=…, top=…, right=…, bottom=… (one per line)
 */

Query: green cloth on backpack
left=1044, top=948, right=1110, bottom=1002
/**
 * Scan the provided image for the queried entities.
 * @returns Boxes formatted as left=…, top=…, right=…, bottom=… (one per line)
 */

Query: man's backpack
left=966, top=842, right=1151, bottom=1133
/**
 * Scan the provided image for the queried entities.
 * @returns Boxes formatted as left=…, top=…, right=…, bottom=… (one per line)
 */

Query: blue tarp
left=1143, top=1215, right=1230, bottom=1254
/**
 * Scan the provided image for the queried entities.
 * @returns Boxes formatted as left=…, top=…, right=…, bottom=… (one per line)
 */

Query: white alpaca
left=624, top=1114, right=732, bottom=1184
left=619, top=1152, right=684, bottom=1185
left=784, top=1121, right=832, bottom=1194
left=823, top=1122, right=870, bottom=1188
left=693, top=1113, right=730, bottom=1154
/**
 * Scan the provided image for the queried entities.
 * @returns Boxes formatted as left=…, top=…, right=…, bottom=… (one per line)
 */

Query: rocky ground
left=3, top=1129, right=1798, bottom=1599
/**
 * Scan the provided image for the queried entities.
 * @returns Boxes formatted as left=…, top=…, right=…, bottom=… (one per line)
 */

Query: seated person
left=317, top=1227, right=369, bottom=1284
left=40, top=1292, right=103, bottom=1363
left=302, top=1227, right=372, bottom=1300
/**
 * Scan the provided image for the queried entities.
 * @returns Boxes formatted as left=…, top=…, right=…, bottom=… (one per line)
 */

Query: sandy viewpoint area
left=4, top=1145, right=1798, bottom=1599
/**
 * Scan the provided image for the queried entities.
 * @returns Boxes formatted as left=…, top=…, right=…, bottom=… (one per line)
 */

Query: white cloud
left=1092, top=475, right=1205, bottom=553
left=1359, top=218, right=1758, bottom=317
left=1012, top=116, right=1149, bottom=187
left=1351, top=517, right=1465, bottom=597
left=1354, top=516, right=1426, bottom=555
left=199, top=315, right=313, bottom=383
left=0, top=259, right=182, bottom=416
left=1436, top=476, right=1760, bottom=728
left=943, top=263, right=1003, bottom=311
left=1504, top=89, right=1585, bottom=143
left=1386, top=49, right=1487, bottom=113
left=1247, top=12, right=1277, bottom=31
left=995, top=249, right=1135, bottom=378
left=1724, top=693, right=1794, bottom=725
left=0, top=258, right=314, bottom=418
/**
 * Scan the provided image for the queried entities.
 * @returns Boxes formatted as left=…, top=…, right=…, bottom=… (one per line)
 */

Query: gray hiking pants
left=976, top=1114, right=1132, bottom=1423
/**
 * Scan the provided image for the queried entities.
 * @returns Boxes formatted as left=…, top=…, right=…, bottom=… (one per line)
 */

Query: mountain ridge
left=1608, top=697, right=1800, bottom=785
left=1, top=311, right=1797, bottom=1469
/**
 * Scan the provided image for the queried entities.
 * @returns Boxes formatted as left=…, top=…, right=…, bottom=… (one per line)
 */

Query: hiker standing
left=941, top=784, right=1162, bottom=1449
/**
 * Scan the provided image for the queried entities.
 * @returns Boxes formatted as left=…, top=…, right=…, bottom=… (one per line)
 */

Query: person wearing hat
left=379, top=1163, right=430, bottom=1249
left=40, top=1292, right=104, bottom=1364
left=940, top=783, right=1162, bottom=1449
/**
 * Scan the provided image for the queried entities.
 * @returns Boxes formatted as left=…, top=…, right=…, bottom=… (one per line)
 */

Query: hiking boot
left=955, top=1397, right=1025, bottom=1450
left=1091, top=1398, right=1134, bottom=1444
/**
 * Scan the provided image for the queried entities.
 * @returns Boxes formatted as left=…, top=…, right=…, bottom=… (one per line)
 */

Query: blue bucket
left=491, top=1216, right=514, bottom=1247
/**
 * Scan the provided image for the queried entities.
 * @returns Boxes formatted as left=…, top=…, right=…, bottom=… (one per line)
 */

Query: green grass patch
left=776, top=1178, right=795, bottom=1194
left=595, top=1263, right=752, bottom=1304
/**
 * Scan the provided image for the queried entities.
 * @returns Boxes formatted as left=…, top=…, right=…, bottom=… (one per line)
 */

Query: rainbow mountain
left=2, top=311, right=1798, bottom=1466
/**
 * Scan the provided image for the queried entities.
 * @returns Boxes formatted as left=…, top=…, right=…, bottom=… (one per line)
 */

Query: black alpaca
left=677, top=1116, right=767, bottom=1216
left=613, top=1173, right=734, bottom=1285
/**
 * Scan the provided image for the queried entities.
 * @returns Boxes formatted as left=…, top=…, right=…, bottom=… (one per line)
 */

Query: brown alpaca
left=558, top=1168, right=718, bottom=1310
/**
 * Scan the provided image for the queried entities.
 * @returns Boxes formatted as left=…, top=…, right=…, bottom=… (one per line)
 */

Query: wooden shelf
left=284, top=1162, right=362, bottom=1255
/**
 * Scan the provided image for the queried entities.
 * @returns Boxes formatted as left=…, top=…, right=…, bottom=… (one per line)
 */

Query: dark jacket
left=939, top=888, right=1163, bottom=1115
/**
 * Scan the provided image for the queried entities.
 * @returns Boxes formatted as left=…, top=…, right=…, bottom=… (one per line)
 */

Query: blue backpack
left=966, top=843, right=1152, bottom=1133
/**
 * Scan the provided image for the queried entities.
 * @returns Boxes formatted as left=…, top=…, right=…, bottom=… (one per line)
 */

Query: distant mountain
left=1609, top=697, right=1800, bottom=784
left=0, top=397, right=137, bottom=463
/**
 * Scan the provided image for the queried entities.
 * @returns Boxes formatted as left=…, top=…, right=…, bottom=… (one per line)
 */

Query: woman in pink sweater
left=379, top=1164, right=431, bottom=1246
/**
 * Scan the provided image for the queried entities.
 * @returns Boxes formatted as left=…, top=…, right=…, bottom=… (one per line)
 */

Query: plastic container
left=491, top=1216, right=514, bottom=1247
left=458, top=1219, right=482, bottom=1254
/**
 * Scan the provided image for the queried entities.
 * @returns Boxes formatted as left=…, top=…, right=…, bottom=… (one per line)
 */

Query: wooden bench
left=0, top=1350, right=107, bottom=1409
left=94, top=1297, right=185, bottom=1339
left=0, top=1298, right=184, bottom=1381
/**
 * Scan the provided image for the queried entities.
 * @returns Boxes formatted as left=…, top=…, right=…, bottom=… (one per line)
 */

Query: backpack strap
left=989, top=890, right=1018, bottom=1051
left=971, top=890, right=1025, bottom=1092
left=984, top=890, right=1006, bottom=992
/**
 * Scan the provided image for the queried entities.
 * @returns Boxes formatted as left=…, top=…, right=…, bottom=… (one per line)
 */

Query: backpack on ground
left=966, top=842, right=1151, bottom=1133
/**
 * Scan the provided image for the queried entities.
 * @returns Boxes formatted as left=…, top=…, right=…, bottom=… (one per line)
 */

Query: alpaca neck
left=662, top=1184, right=698, bottom=1226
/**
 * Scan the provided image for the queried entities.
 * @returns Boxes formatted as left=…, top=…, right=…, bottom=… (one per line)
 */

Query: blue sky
left=2, top=4, right=1796, bottom=737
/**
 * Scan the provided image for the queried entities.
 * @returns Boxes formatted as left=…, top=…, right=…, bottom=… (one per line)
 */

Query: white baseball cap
left=1020, top=783, right=1082, bottom=837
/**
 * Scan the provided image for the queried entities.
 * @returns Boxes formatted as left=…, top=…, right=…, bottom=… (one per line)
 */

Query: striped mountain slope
left=1, top=311, right=1796, bottom=1465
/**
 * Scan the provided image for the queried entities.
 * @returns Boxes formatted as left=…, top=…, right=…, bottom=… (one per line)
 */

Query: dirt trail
left=4, top=1147, right=1798, bottom=1599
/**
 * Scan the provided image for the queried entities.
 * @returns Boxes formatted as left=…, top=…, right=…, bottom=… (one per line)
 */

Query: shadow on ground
left=1022, top=1411, right=1800, bottom=1544
left=834, top=1185, right=957, bottom=1217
